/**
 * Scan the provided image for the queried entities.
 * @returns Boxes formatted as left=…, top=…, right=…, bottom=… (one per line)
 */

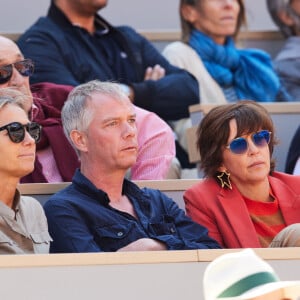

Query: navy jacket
left=17, top=2, right=199, bottom=121
left=44, top=169, right=220, bottom=253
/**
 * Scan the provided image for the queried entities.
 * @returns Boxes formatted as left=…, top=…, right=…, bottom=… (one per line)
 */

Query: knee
left=270, top=223, right=300, bottom=247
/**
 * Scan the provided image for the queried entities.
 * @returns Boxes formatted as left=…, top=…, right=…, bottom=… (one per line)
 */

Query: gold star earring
left=217, top=170, right=232, bottom=190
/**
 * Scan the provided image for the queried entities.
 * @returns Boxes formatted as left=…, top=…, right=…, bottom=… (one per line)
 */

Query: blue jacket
left=17, top=2, right=199, bottom=121
left=44, top=169, right=220, bottom=253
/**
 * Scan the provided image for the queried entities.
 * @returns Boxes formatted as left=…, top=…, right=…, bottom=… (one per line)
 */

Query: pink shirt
left=32, top=103, right=175, bottom=182
left=133, top=106, right=175, bottom=180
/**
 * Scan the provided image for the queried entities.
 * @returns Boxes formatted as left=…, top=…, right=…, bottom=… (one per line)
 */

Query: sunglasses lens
left=253, top=130, right=270, bottom=146
left=229, top=137, right=248, bottom=154
left=0, top=65, right=13, bottom=84
left=28, top=122, right=41, bottom=143
left=7, top=123, right=25, bottom=143
left=15, top=60, right=34, bottom=77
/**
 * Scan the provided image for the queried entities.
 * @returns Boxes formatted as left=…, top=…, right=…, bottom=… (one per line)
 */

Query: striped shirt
left=243, top=193, right=286, bottom=247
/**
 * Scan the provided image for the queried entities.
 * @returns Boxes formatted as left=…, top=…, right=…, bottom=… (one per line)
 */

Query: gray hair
left=267, top=0, right=300, bottom=37
left=0, top=88, right=27, bottom=111
left=62, top=80, right=129, bottom=155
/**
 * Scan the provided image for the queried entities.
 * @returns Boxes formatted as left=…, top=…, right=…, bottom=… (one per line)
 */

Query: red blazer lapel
left=218, top=185, right=261, bottom=248
left=270, top=176, right=300, bottom=225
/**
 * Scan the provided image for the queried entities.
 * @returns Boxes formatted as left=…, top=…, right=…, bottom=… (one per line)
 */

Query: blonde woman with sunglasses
left=184, top=101, right=300, bottom=248
left=0, top=89, right=51, bottom=254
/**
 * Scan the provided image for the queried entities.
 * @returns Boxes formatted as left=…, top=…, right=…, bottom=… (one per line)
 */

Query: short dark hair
left=197, top=101, right=277, bottom=178
left=179, top=0, right=246, bottom=42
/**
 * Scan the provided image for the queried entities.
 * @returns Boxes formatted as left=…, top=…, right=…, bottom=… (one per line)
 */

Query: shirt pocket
left=148, top=215, right=178, bottom=236
left=30, top=231, right=53, bottom=254
left=94, top=222, right=142, bottom=252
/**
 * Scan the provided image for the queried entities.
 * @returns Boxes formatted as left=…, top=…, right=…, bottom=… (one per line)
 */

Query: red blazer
left=184, top=172, right=300, bottom=248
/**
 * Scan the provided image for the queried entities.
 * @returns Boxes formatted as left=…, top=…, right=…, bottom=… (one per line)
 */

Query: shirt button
left=117, top=231, right=124, bottom=237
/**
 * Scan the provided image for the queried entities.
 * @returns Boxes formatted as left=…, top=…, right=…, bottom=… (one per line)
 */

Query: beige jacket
left=163, top=41, right=227, bottom=104
left=0, top=190, right=52, bottom=254
left=163, top=42, right=227, bottom=151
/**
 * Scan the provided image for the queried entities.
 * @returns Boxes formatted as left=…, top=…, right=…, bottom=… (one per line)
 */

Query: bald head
left=0, top=36, right=32, bottom=113
left=0, top=36, right=32, bottom=114
left=0, top=36, right=23, bottom=65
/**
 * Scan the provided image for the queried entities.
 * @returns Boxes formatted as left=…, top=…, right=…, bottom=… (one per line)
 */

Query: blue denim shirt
left=44, top=169, right=220, bottom=253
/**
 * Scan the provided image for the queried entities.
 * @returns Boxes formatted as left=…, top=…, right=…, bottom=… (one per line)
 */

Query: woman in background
left=267, top=0, right=300, bottom=100
left=184, top=101, right=300, bottom=248
left=163, top=0, right=291, bottom=103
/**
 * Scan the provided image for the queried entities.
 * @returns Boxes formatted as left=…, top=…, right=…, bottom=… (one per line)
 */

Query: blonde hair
left=0, top=88, right=27, bottom=110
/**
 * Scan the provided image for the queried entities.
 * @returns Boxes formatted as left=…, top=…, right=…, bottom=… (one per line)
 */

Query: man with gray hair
left=43, top=80, right=220, bottom=253
left=267, top=0, right=300, bottom=100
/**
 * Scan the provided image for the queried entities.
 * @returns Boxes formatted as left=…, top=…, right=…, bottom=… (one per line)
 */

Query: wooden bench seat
left=0, top=248, right=299, bottom=300
left=18, top=179, right=201, bottom=210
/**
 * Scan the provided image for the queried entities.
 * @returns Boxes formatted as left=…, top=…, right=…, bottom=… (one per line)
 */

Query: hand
left=117, top=238, right=167, bottom=252
left=144, top=64, right=165, bottom=81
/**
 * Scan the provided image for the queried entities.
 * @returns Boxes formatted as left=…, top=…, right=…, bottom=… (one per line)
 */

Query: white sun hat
left=203, top=249, right=300, bottom=300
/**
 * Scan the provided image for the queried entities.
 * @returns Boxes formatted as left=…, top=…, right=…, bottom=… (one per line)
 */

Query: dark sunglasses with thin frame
left=0, top=122, right=42, bottom=143
left=0, top=59, right=34, bottom=84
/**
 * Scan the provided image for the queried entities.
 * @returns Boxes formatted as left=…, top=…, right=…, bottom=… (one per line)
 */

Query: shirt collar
left=0, top=189, right=21, bottom=219
left=72, top=169, right=145, bottom=206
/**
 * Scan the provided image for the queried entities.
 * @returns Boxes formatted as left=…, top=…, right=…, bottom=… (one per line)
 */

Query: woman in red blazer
left=184, top=101, right=300, bottom=248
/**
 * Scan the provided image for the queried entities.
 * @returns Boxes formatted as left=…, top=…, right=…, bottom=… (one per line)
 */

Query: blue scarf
left=189, top=30, right=280, bottom=101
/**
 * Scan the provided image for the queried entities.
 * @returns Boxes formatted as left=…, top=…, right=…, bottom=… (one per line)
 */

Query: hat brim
left=220, top=281, right=300, bottom=299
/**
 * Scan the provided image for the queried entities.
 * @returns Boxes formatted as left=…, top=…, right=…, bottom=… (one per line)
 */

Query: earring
left=217, top=171, right=232, bottom=190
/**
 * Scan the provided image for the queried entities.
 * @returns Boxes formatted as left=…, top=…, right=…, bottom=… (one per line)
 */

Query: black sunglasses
left=226, top=130, right=271, bottom=155
left=0, top=122, right=42, bottom=143
left=0, top=59, right=34, bottom=84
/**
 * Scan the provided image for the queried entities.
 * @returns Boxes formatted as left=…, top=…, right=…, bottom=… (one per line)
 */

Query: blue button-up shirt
left=44, top=169, right=220, bottom=252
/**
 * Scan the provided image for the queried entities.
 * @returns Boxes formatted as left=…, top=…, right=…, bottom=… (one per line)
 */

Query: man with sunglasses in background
left=0, top=89, right=51, bottom=254
left=0, top=35, right=178, bottom=182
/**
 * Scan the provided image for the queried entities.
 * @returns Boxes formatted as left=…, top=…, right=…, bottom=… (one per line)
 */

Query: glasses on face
left=0, top=59, right=34, bottom=85
left=226, top=130, right=271, bottom=155
left=0, top=122, right=42, bottom=143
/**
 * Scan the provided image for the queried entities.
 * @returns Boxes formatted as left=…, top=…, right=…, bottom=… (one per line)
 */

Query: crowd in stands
left=0, top=36, right=177, bottom=182
left=17, top=0, right=199, bottom=174
left=0, top=0, right=300, bottom=261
